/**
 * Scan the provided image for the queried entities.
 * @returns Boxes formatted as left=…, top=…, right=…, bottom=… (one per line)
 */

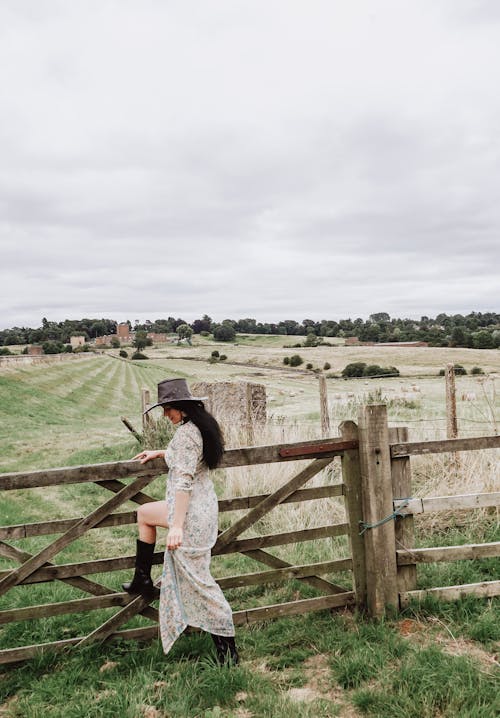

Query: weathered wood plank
left=340, top=420, right=367, bottom=610
left=214, top=523, right=349, bottom=555
left=0, top=552, right=164, bottom=584
left=0, top=593, right=134, bottom=625
left=0, top=461, right=165, bottom=491
left=237, top=548, right=348, bottom=595
left=399, top=580, right=500, bottom=607
left=216, top=558, right=352, bottom=590
left=215, top=458, right=333, bottom=551
left=219, top=484, right=344, bottom=512
left=0, top=626, right=160, bottom=665
left=397, top=542, right=500, bottom=565
left=0, top=591, right=355, bottom=664
left=391, top=435, right=500, bottom=458
left=0, top=511, right=138, bottom=540
left=0, top=473, right=158, bottom=596
left=0, top=486, right=345, bottom=540
left=394, top=492, right=500, bottom=515
left=0, top=541, right=112, bottom=596
left=76, top=587, right=159, bottom=647
left=0, top=437, right=354, bottom=491
left=233, top=591, right=355, bottom=624
left=389, top=426, right=417, bottom=596
left=358, top=404, right=398, bottom=616
left=222, top=437, right=355, bottom=467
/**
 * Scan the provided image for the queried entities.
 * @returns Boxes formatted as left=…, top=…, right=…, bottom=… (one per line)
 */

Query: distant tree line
left=1, top=311, right=499, bottom=349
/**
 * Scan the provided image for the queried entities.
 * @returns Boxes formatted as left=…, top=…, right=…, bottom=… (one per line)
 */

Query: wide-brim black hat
left=144, top=378, right=207, bottom=413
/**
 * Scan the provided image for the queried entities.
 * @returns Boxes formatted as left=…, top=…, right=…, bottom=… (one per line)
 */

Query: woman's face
left=163, top=406, right=183, bottom=424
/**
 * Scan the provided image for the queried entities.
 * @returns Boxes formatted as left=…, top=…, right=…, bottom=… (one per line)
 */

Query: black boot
left=211, top=634, right=239, bottom=666
left=122, top=539, right=158, bottom=598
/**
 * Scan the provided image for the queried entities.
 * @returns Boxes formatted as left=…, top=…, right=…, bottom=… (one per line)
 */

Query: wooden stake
left=445, top=364, right=458, bottom=438
left=141, top=388, right=151, bottom=430
left=319, top=374, right=331, bottom=437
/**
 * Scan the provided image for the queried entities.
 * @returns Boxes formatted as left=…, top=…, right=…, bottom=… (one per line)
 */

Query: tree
left=341, top=362, right=367, bottom=378
left=213, top=323, right=236, bottom=342
left=177, top=324, right=193, bottom=344
left=133, top=331, right=148, bottom=351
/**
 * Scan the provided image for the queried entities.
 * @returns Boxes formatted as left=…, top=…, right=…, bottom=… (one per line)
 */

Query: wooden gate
left=0, top=436, right=360, bottom=664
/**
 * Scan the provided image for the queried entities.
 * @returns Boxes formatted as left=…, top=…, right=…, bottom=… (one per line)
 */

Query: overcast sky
left=1, top=0, right=499, bottom=330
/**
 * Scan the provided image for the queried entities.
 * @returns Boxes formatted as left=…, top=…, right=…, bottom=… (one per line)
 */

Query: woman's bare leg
left=137, top=501, right=169, bottom=543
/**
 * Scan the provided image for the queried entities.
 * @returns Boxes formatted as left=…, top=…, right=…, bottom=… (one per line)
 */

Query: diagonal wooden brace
left=0, top=541, right=158, bottom=622
left=76, top=581, right=161, bottom=647
left=214, top=458, right=333, bottom=553
left=0, top=472, right=157, bottom=597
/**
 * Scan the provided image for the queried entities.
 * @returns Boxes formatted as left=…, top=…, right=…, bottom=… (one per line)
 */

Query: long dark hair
left=168, top=401, right=224, bottom=469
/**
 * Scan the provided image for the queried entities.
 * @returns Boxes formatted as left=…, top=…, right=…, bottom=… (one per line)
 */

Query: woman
left=122, top=378, right=238, bottom=665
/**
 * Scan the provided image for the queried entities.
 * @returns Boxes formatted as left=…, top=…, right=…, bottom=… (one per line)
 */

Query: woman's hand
left=132, top=450, right=165, bottom=464
left=167, top=527, right=183, bottom=550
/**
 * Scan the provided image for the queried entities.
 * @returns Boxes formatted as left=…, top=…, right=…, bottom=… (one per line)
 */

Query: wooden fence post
left=142, top=389, right=151, bottom=430
left=357, top=404, right=398, bottom=616
left=319, top=375, right=331, bottom=437
left=389, top=426, right=417, bottom=597
left=339, top=420, right=367, bottom=610
left=445, top=364, right=458, bottom=439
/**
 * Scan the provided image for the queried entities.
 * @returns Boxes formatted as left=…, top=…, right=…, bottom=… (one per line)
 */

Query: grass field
left=0, top=339, right=499, bottom=716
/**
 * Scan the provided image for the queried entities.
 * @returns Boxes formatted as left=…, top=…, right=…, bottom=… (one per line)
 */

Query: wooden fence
left=0, top=404, right=498, bottom=665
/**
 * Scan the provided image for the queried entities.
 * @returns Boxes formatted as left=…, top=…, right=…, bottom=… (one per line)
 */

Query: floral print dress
left=159, top=420, right=235, bottom=653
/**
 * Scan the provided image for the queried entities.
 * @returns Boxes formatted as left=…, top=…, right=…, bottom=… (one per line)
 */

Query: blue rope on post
left=359, top=499, right=411, bottom=536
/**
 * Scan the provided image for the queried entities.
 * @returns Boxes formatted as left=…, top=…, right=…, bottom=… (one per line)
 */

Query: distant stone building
left=117, top=323, right=131, bottom=341
left=70, top=335, right=86, bottom=349
left=147, top=332, right=168, bottom=343
left=28, top=345, right=44, bottom=355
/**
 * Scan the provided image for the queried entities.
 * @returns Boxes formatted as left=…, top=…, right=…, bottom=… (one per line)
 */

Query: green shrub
left=131, top=351, right=148, bottom=360
left=200, top=330, right=210, bottom=337
left=119, top=349, right=128, bottom=358
left=439, top=364, right=467, bottom=376
left=342, top=362, right=367, bottom=378
left=289, top=354, right=304, bottom=367
left=219, top=354, right=227, bottom=361
left=283, top=356, right=290, bottom=365
left=323, top=362, right=331, bottom=370
left=110, top=337, right=120, bottom=348
left=471, top=366, right=484, bottom=375
left=42, top=340, right=65, bottom=354
left=211, top=350, right=220, bottom=358
left=0, top=347, right=12, bottom=355
left=306, top=362, right=313, bottom=370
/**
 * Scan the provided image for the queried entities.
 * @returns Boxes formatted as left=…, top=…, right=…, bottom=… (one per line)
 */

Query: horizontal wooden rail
left=0, top=525, right=349, bottom=583
left=397, top=542, right=500, bottom=565
left=217, top=557, right=353, bottom=590
left=394, top=492, right=500, bottom=515
left=0, top=558, right=353, bottom=625
left=219, top=484, right=344, bottom=512
left=400, top=580, right=500, bottom=607
left=0, top=591, right=355, bottom=665
left=0, top=437, right=352, bottom=491
left=0, top=461, right=166, bottom=491
left=0, top=593, right=133, bottom=625
left=391, top=434, right=500, bottom=458
left=213, top=523, right=349, bottom=555
left=0, top=553, right=164, bottom=585
left=0, top=485, right=345, bottom=540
